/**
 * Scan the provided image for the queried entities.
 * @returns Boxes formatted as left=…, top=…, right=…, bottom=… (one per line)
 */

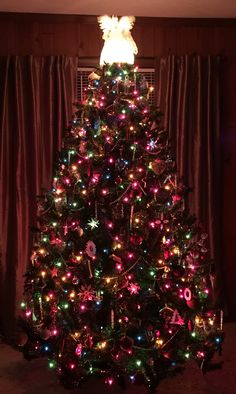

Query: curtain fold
left=0, top=56, right=78, bottom=337
left=156, top=55, right=223, bottom=306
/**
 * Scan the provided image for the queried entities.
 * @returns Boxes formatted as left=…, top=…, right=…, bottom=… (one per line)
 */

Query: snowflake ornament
left=147, top=138, right=157, bottom=151
left=127, top=282, right=140, bottom=295
left=78, top=285, right=96, bottom=301
left=87, top=218, right=99, bottom=229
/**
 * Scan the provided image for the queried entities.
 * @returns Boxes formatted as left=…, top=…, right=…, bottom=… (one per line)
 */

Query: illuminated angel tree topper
left=20, top=15, right=223, bottom=392
left=98, top=15, right=138, bottom=65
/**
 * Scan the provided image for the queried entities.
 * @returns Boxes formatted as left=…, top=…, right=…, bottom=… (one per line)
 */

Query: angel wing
left=118, top=16, right=138, bottom=55
left=118, top=16, right=135, bottom=32
left=97, top=15, right=118, bottom=39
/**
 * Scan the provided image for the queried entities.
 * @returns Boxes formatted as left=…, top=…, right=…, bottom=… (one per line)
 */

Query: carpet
left=0, top=323, right=235, bottom=394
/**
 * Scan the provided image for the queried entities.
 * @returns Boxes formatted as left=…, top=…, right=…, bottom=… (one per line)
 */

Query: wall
left=0, top=13, right=236, bottom=319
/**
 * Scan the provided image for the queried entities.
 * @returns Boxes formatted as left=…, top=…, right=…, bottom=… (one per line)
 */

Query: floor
left=0, top=323, right=235, bottom=394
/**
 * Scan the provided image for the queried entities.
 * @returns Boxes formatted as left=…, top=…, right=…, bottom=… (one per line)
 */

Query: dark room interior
left=0, top=1, right=236, bottom=393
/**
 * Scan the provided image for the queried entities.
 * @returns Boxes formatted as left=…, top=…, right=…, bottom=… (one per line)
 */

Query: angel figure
left=98, top=15, right=138, bottom=65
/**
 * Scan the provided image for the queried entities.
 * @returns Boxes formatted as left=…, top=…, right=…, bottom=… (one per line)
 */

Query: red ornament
left=115, top=176, right=122, bottom=184
left=120, top=336, right=134, bottom=353
left=172, top=195, right=181, bottom=203
left=130, top=234, right=143, bottom=245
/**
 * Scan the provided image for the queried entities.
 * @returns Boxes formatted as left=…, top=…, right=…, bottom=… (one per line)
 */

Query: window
left=77, top=67, right=155, bottom=105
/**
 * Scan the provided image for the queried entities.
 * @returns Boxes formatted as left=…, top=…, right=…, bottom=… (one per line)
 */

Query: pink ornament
left=127, top=282, right=140, bottom=295
left=86, top=240, right=96, bottom=258
left=75, top=343, right=82, bottom=357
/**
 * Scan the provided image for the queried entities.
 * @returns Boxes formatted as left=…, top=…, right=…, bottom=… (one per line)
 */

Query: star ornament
left=127, top=282, right=140, bottom=295
left=87, top=218, right=99, bottom=229
left=51, top=267, right=58, bottom=278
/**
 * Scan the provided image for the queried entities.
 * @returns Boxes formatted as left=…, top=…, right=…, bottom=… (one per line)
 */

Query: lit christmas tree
left=20, top=16, right=223, bottom=391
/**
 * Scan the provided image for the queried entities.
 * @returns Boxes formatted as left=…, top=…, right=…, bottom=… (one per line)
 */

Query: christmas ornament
left=120, top=336, right=134, bottom=353
left=85, top=240, right=96, bottom=258
left=170, top=309, right=184, bottom=325
left=149, top=159, right=166, bottom=175
left=78, top=285, right=96, bottom=301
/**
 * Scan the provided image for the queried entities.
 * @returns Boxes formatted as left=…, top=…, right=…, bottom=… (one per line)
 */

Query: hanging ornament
left=76, top=226, right=84, bottom=236
left=39, top=327, right=52, bottom=340
left=17, top=331, right=28, bottom=347
left=186, top=298, right=199, bottom=310
left=88, top=71, right=101, bottom=81
left=184, top=287, right=192, bottom=301
left=75, top=343, right=83, bottom=357
left=146, top=138, right=158, bottom=151
left=115, top=176, right=123, bottom=185
left=120, top=336, right=134, bottom=353
left=159, top=305, right=174, bottom=325
left=84, top=334, right=93, bottom=348
left=79, top=140, right=87, bottom=154
left=85, top=241, right=96, bottom=258
left=156, top=212, right=169, bottom=230
left=87, top=218, right=100, bottom=229
left=170, top=309, right=184, bottom=325
left=149, top=159, right=166, bottom=175
left=78, top=284, right=96, bottom=301
left=50, top=267, right=58, bottom=278
left=172, top=194, right=182, bottom=204
left=132, top=211, right=147, bottom=229
left=72, top=275, right=79, bottom=285
left=130, top=234, right=143, bottom=245
left=127, top=282, right=140, bottom=295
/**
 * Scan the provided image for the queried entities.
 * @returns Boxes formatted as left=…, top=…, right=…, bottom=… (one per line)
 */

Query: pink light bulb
left=26, top=310, right=31, bottom=317
left=116, top=263, right=122, bottom=271
left=106, top=377, right=114, bottom=386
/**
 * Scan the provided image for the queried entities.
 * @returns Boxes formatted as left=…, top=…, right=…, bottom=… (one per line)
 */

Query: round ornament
left=85, top=241, right=96, bottom=258
left=150, top=159, right=166, bottom=175
left=120, top=336, right=134, bottom=353
left=40, top=327, right=51, bottom=340
left=17, top=331, right=28, bottom=347
left=130, top=234, right=143, bottom=245
left=184, top=287, right=192, bottom=301
left=132, top=211, right=146, bottom=229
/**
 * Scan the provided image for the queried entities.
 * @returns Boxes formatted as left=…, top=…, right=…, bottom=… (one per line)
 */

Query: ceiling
left=0, top=0, right=236, bottom=18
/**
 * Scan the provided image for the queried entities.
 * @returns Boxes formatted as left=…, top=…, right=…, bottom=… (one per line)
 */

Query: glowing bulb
left=49, top=361, right=56, bottom=369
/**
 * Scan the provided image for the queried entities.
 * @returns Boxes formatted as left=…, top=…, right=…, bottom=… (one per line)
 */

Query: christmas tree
left=20, top=16, right=223, bottom=391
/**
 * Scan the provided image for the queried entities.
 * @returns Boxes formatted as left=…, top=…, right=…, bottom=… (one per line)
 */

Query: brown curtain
left=156, top=55, right=223, bottom=307
left=0, top=56, right=78, bottom=337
